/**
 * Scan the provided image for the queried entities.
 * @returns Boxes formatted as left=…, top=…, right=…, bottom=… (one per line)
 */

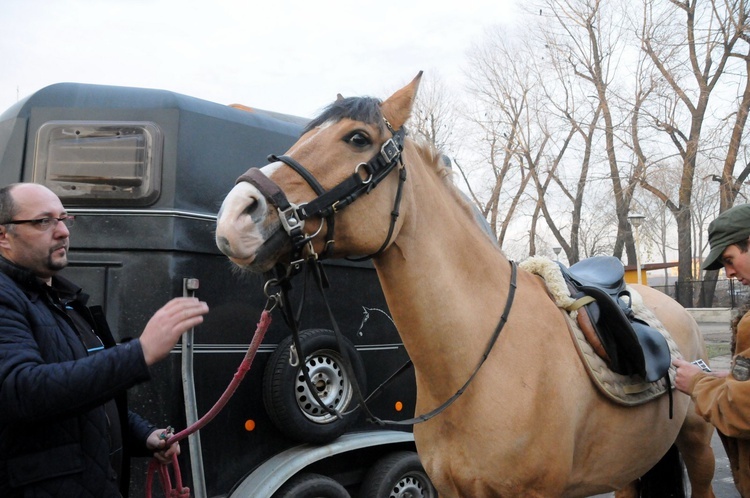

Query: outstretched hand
left=140, top=297, right=209, bottom=366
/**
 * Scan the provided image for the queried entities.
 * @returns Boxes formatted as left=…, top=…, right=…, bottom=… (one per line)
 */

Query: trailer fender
left=227, top=431, right=415, bottom=498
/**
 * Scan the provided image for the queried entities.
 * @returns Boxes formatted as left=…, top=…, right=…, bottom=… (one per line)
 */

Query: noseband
left=235, top=119, right=407, bottom=272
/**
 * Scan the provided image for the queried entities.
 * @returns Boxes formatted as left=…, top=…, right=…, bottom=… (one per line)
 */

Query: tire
left=263, top=328, right=367, bottom=443
left=360, top=451, right=437, bottom=498
left=272, top=472, right=350, bottom=498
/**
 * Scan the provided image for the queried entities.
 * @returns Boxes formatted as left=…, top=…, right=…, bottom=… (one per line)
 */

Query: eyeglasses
left=3, top=216, right=75, bottom=231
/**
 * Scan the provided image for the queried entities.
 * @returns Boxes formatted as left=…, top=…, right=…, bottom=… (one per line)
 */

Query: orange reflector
left=395, top=401, right=403, bottom=412
left=244, top=419, right=256, bottom=432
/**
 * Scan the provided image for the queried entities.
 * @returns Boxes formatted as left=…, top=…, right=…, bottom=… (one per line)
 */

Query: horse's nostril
left=216, top=236, right=233, bottom=256
left=243, top=198, right=259, bottom=216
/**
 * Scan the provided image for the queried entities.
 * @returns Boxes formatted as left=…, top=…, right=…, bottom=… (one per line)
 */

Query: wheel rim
left=295, top=349, right=353, bottom=423
left=390, top=472, right=432, bottom=498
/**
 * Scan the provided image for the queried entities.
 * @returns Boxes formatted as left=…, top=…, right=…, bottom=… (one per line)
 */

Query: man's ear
left=0, top=226, right=11, bottom=250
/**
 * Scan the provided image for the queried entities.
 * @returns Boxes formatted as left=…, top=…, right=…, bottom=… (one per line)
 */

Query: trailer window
left=33, top=121, right=163, bottom=205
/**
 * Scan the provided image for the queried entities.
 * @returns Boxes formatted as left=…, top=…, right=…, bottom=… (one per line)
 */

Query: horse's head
left=216, top=72, right=423, bottom=272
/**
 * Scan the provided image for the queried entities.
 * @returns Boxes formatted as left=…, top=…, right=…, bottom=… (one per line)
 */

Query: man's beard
left=46, top=248, right=68, bottom=273
left=47, top=259, right=68, bottom=272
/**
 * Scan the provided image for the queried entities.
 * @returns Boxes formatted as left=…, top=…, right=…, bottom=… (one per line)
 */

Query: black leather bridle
left=235, top=119, right=407, bottom=273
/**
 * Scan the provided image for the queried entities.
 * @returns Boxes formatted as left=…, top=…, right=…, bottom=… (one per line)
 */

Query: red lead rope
left=145, top=309, right=272, bottom=498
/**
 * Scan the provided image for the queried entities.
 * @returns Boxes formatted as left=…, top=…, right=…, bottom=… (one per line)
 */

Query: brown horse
left=215, top=73, right=716, bottom=497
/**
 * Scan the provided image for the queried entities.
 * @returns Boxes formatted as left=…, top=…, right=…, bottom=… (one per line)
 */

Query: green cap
left=703, top=204, right=750, bottom=271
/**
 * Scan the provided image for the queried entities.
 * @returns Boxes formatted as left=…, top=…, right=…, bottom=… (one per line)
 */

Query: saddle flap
left=578, top=285, right=671, bottom=382
left=579, top=284, right=644, bottom=377
left=630, top=320, right=671, bottom=383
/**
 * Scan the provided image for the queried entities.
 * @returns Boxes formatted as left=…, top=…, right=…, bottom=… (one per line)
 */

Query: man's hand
left=672, top=358, right=703, bottom=394
left=140, top=297, right=209, bottom=365
left=146, top=428, right=180, bottom=464
left=672, top=357, right=728, bottom=394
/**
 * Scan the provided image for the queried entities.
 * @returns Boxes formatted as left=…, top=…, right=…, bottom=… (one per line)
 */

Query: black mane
left=303, top=96, right=385, bottom=135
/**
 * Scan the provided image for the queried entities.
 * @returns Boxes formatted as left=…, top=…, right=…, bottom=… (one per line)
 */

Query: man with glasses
left=0, top=183, right=209, bottom=497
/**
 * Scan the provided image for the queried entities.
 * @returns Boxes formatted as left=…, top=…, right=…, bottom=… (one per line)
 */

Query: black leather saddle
left=558, top=256, right=671, bottom=382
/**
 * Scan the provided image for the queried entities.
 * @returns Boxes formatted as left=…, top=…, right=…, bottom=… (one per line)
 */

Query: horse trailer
left=0, top=83, right=436, bottom=497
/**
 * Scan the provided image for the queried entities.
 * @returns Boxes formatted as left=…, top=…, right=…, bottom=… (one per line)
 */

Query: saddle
left=558, top=256, right=670, bottom=382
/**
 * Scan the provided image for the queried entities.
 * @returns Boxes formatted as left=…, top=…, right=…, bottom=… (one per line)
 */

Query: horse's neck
left=373, top=174, right=512, bottom=395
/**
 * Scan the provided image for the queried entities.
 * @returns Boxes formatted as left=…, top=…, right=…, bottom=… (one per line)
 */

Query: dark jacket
left=0, top=257, right=155, bottom=497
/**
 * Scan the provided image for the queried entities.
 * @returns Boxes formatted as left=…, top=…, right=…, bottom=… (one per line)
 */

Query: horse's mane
left=304, top=96, right=387, bottom=135
left=306, top=96, right=490, bottom=240
left=410, top=140, right=482, bottom=229
left=306, top=95, right=451, bottom=179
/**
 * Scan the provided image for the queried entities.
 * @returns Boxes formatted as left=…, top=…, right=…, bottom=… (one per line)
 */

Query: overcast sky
left=1, top=0, right=520, bottom=119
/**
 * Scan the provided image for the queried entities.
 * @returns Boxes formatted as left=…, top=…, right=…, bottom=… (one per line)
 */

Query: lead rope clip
left=159, top=426, right=174, bottom=441
left=289, top=344, right=299, bottom=367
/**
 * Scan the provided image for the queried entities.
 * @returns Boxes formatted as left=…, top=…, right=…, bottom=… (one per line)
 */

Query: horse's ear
left=336, top=93, right=345, bottom=101
left=380, top=71, right=423, bottom=130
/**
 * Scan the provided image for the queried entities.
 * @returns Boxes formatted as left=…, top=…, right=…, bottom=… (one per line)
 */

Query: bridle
left=233, top=116, right=518, bottom=427
left=233, top=116, right=414, bottom=425
left=235, top=118, right=407, bottom=273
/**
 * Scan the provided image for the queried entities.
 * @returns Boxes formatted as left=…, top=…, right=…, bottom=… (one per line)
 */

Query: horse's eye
left=347, top=132, right=370, bottom=148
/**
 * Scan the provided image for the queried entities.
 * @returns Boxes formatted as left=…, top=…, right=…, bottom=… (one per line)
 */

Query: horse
left=215, top=73, right=717, bottom=497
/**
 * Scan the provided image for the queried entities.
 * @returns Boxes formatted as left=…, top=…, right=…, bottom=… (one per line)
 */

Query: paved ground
left=591, top=321, right=741, bottom=497
left=702, top=322, right=734, bottom=368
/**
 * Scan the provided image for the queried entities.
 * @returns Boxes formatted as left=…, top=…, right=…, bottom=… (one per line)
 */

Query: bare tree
left=545, top=0, right=650, bottom=264
left=462, top=27, right=538, bottom=245
left=410, top=72, right=459, bottom=154
left=448, top=0, right=749, bottom=292
left=462, top=10, right=625, bottom=262
left=533, top=28, right=606, bottom=264
left=633, top=0, right=750, bottom=305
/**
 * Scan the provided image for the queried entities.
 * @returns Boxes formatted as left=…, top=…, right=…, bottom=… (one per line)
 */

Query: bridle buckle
left=279, top=204, right=304, bottom=234
left=380, top=138, right=400, bottom=164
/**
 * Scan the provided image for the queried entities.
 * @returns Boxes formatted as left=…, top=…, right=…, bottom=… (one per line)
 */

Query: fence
left=650, top=279, right=750, bottom=309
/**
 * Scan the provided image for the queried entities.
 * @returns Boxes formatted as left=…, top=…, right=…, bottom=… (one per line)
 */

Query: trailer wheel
left=360, top=451, right=437, bottom=498
left=263, top=329, right=366, bottom=443
left=272, top=472, right=350, bottom=498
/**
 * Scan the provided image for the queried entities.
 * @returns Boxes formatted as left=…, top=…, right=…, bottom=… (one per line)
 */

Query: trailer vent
left=33, top=121, right=163, bottom=205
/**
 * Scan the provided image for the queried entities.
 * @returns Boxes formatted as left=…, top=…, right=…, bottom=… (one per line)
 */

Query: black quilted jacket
left=0, top=257, right=155, bottom=497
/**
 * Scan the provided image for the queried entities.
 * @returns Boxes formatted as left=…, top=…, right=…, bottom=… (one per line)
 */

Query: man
left=673, top=202, right=750, bottom=497
left=0, top=183, right=209, bottom=497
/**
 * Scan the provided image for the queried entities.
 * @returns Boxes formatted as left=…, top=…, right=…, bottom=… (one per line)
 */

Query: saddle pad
left=520, top=256, right=682, bottom=405
left=563, top=306, right=679, bottom=405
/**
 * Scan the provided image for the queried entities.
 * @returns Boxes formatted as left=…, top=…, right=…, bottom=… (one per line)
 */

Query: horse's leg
left=675, top=406, right=717, bottom=498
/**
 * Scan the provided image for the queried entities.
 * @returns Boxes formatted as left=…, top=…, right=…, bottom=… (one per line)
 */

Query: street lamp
left=553, top=246, right=562, bottom=261
left=628, top=213, right=646, bottom=285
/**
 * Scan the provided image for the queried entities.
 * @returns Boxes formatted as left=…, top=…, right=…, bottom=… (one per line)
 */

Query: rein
left=268, top=258, right=518, bottom=426
left=145, top=305, right=274, bottom=498
left=368, top=259, right=518, bottom=425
